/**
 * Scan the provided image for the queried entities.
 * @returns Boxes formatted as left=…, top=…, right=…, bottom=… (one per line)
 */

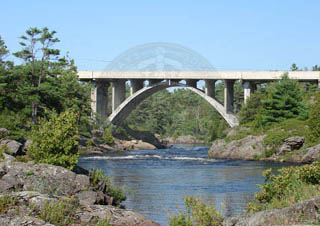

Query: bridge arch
left=108, top=81, right=239, bottom=127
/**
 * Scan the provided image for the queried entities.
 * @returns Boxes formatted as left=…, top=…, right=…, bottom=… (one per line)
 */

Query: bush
left=169, top=196, right=223, bottom=226
left=103, top=127, right=114, bottom=145
left=28, top=109, right=79, bottom=170
left=247, top=162, right=320, bottom=213
left=307, top=92, right=320, bottom=143
left=89, top=170, right=126, bottom=205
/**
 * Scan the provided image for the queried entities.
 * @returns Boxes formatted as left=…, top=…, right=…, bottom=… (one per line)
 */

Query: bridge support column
left=205, top=80, right=216, bottom=98
left=224, top=80, right=235, bottom=113
left=91, top=81, right=109, bottom=123
left=112, top=79, right=126, bottom=112
left=186, top=79, right=198, bottom=88
left=130, top=79, right=144, bottom=95
left=243, top=81, right=255, bottom=104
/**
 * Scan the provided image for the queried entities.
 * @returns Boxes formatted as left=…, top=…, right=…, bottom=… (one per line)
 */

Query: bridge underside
left=90, top=78, right=243, bottom=127
left=84, top=71, right=320, bottom=128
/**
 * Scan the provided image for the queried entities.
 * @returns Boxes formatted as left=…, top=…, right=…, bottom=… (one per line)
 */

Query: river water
left=78, top=145, right=293, bottom=225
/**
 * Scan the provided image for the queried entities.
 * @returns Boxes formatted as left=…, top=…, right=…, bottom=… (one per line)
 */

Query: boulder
left=208, top=136, right=265, bottom=160
left=301, top=144, right=320, bottom=163
left=0, top=139, right=23, bottom=156
left=277, top=136, right=305, bottom=155
left=0, top=128, right=9, bottom=138
left=122, top=140, right=156, bottom=150
left=22, top=139, right=32, bottom=154
left=91, top=129, right=104, bottom=138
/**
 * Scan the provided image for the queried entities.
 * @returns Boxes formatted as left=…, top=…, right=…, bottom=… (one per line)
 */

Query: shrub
left=28, top=109, right=79, bottom=170
left=89, top=170, right=126, bottom=205
left=247, top=162, right=320, bottom=213
left=307, top=92, right=320, bottom=143
left=169, top=196, right=223, bottom=226
left=103, top=127, right=114, bottom=145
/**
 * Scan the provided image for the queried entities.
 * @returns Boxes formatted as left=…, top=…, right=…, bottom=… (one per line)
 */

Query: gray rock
left=223, top=195, right=320, bottom=226
left=301, top=144, right=320, bottom=163
left=22, top=139, right=32, bottom=154
left=208, top=136, right=265, bottom=160
left=0, top=139, right=23, bottom=156
left=277, top=136, right=305, bottom=156
left=76, top=190, right=97, bottom=205
left=0, top=128, right=9, bottom=138
left=91, top=129, right=104, bottom=138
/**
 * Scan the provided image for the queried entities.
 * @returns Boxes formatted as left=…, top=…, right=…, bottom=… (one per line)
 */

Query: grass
left=89, top=170, right=126, bottom=205
left=0, top=193, right=19, bottom=214
left=37, top=199, right=78, bottom=226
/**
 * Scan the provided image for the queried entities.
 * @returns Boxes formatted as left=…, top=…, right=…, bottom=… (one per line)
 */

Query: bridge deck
left=78, top=71, right=320, bottom=81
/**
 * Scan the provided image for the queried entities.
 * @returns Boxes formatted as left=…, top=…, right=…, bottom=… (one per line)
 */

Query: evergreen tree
left=261, top=74, right=308, bottom=126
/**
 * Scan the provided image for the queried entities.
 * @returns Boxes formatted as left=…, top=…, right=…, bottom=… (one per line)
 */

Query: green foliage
left=95, top=218, right=112, bottom=226
left=239, top=91, right=264, bottom=125
left=28, top=109, right=79, bottom=170
left=125, top=88, right=227, bottom=142
left=169, top=196, right=223, bottom=226
left=260, top=74, right=308, bottom=126
left=38, top=200, right=78, bottom=226
left=247, top=162, right=320, bottom=213
left=0, top=194, right=18, bottom=214
left=89, top=170, right=126, bottom=205
left=103, top=127, right=114, bottom=145
left=307, top=92, right=320, bottom=143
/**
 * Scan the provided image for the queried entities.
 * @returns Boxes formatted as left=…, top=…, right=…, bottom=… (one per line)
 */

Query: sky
left=1, top=0, right=320, bottom=71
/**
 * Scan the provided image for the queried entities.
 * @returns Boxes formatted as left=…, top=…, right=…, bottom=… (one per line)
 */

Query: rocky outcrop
left=208, top=136, right=265, bottom=160
left=121, top=140, right=156, bottom=150
left=0, top=160, right=159, bottom=226
left=163, top=135, right=204, bottom=144
left=0, top=191, right=158, bottom=226
left=0, top=128, right=9, bottom=138
left=276, top=136, right=305, bottom=156
left=0, top=139, right=23, bottom=156
left=223, top=196, right=320, bottom=226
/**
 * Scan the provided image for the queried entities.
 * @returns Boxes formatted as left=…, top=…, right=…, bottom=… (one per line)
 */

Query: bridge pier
left=205, top=79, right=216, bottom=98
left=112, top=79, right=126, bottom=112
left=224, top=80, right=235, bottom=113
left=243, top=81, right=256, bottom=104
left=186, top=79, right=198, bottom=88
left=130, top=79, right=144, bottom=95
left=91, top=81, right=109, bottom=122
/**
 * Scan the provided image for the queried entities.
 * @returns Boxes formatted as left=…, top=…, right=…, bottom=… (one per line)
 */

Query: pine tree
left=261, top=74, right=308, bottom=126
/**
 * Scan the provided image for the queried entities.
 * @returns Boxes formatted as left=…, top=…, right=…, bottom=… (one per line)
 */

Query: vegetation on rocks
left=169, top=196, right=223, bottom=226
left=247, top=161, right=320, bottom=213
left=28, top=109, right=79, bottom=170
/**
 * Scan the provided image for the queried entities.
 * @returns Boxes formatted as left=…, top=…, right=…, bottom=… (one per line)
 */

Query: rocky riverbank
left=0, top=155, right=158, bottom=226
left=208, top=129, right=320, bottom=163
left=223, top=195, right=320, bottom=225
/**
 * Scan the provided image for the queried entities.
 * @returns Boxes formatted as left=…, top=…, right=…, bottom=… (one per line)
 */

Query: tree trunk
left=32, top=101, right=38, bottom=124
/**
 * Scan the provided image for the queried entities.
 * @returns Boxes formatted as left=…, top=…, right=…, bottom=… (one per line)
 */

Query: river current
left=78, top=145, right=292, bottom=225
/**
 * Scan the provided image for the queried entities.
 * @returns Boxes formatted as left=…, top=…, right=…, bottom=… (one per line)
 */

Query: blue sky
left=1, top=0, right=320, bottom=71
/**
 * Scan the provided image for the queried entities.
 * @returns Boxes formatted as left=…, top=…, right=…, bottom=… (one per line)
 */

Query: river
left=78, top=145, right=293, bottom=225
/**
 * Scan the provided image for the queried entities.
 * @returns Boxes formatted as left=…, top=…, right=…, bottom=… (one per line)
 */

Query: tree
left=260, top=74, right=308, bottom=126
left=13, top=27, right=60, bottom=124
left=290, top=63, right=299, bottom=71
left=307, top=92, right=320, bottom=143
left=312, top=65, right=320, bottom=71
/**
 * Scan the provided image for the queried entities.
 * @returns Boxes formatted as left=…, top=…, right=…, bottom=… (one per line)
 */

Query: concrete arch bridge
left=78, top=71, right=320, bottom=128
